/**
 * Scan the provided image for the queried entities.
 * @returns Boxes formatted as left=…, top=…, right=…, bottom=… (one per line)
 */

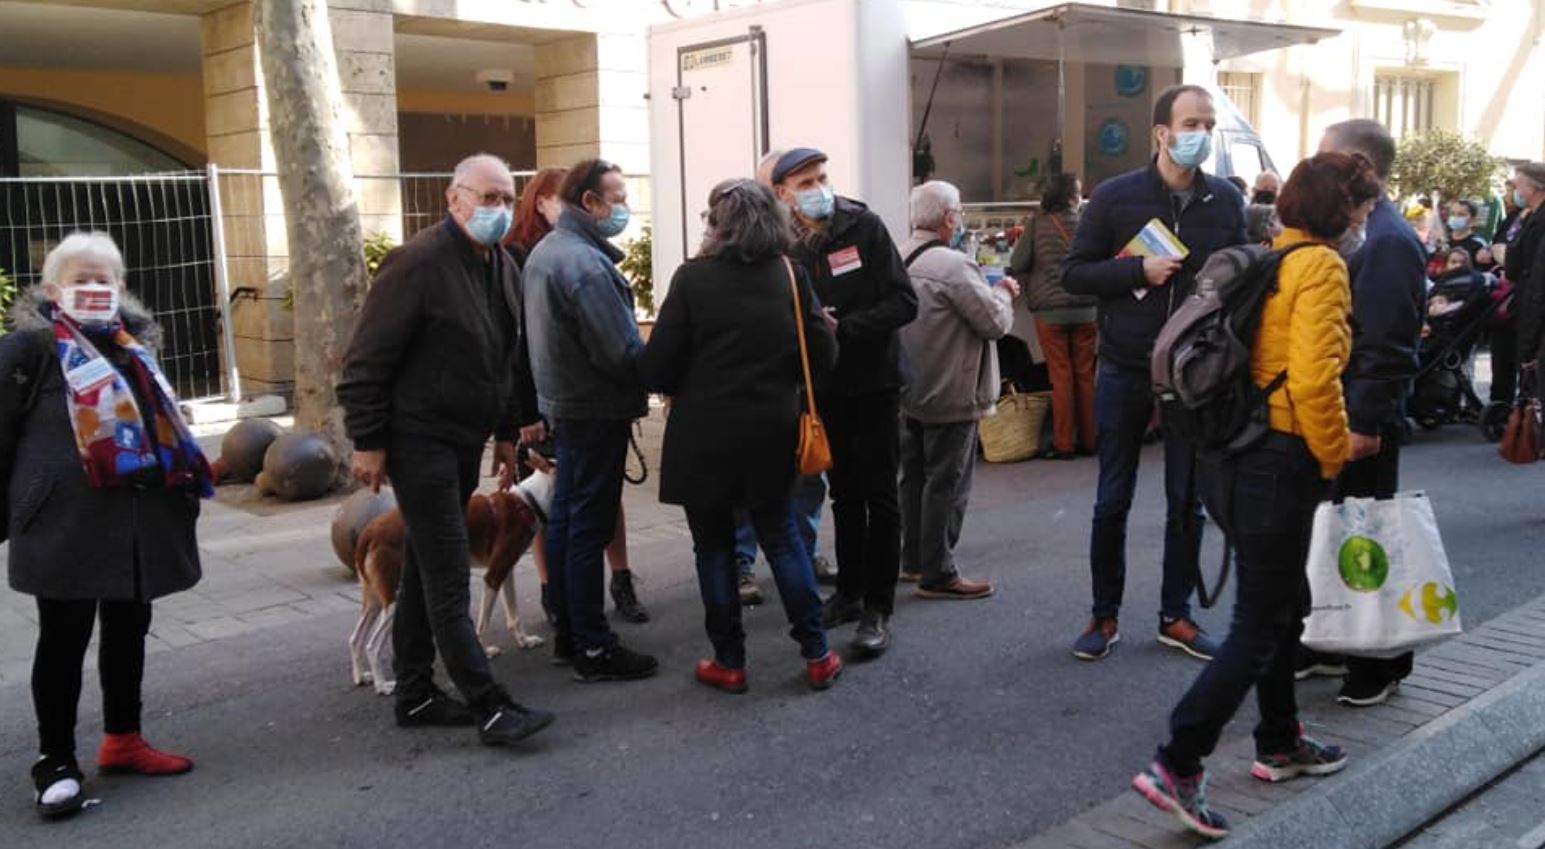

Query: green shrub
left=1391, top=130, right=1505, bottom=204
left=618, top=225, right=654, bottom=316
left=0, top=266, right=16, bottom=332
left=281, top=231, right=395, bottom=312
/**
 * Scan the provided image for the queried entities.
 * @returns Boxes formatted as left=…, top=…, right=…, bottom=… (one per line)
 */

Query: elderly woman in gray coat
left=1, top=232, right=212, bottom=818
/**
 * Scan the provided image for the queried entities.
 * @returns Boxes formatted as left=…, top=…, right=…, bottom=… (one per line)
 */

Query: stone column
left=534, top=33, right=650, bottom=172
left=200, top=0, right=401, bottom=396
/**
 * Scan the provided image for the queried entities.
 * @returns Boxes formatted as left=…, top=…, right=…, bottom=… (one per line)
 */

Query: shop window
left=1373, top=75, right=1436, bottom=139
left=2, top=102, right=184, bottom=177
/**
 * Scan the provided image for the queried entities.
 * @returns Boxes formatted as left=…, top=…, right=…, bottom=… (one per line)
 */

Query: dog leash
left=624, top=421, right=648, bottom=486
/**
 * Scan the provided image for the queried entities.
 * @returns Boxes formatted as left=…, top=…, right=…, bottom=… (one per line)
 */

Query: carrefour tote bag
left=1301, top=492, right=1462, bottom=655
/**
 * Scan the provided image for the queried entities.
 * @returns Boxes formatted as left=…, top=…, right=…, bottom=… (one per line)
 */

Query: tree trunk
left=254, top=0, right=365, bottom=487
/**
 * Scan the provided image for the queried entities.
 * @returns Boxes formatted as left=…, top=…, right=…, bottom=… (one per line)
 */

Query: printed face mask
left=796, top=185, right=836, bottom=221
left=467, top=205, right=512, bottom=246
left=1166, top=130, right=1212, bottom=169
left=596, top=202, right=631, bottom=238
left=60, top=282, right=121, bottom=326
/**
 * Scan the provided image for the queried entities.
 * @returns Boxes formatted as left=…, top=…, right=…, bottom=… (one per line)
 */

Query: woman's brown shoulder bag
left=1500, top=395, right=1540, bottom=464
left=786, top=257, right=833, bottom=475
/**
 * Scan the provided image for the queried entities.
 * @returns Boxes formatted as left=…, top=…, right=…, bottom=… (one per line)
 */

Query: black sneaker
left=1294, top=647, right=1348, bottom=681
left=395, top=687, right=477, bottom=728
left=572, top=644, right=660, bottom=682
left=32, top=755, right=85, bottom=820
left=477, top=701, right=556, bottom=747
left=1338, top=676, right=1399, bottom=707
left=821, top=594, right=863, bottom=628
left=551, top=635, right=574, bottom=667
left=610, top=570, right=650, bottom=624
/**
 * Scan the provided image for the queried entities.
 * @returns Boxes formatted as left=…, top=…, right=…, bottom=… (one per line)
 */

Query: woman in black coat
left=639, top=179, right=841, bottom=694
left=2, top=232, right=211, bottom=818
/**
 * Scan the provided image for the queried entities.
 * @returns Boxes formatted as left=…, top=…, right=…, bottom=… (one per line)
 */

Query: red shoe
left=806, top=651, right=843, bottom=691
left=694, top=659, right=749, bottom=694
left=98, top=733, right=193, bottom=776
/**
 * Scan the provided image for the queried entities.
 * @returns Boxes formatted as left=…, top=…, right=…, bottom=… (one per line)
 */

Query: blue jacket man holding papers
left=1061, top=84, right=1247, bottom=663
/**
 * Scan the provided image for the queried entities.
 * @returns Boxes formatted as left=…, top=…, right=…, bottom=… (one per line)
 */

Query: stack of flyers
left=1117, top=218, right=1189, bottom=300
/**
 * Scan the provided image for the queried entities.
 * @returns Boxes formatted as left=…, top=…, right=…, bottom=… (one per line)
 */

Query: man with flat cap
left=770, top=147, right=918, bottom=658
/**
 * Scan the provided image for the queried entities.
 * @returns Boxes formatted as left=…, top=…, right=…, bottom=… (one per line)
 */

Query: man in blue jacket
left=524, top=158, right=658, bottom=683
left=1299, top=120, right=1427, bottom=707
left=1062, top=85, right=1246, bottom=663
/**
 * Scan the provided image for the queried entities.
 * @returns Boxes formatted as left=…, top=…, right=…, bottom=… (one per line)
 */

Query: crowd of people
left=8, top=82, right=1545, bottom=839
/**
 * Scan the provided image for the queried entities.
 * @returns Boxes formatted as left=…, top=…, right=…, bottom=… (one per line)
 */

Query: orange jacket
left=1256, top=229, right=1354, bottom=478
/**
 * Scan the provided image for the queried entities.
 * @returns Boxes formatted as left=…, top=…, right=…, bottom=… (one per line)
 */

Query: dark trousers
left=547, top=418, right=630, bottom=653
left=685, top=500, right=828, bottom=668
left=1490, top=323, right=1519, bottom=405
left=33, top=597, right=153, bottom=760
left=899, top=417, right=978, bottom=587
left=1332, top=426, right=1415, bottom=684
left=1090, top=363, right=1202, bottom=621
left=388, top=437, right=501, bottom=709
left=824, top=391, right=903, bottom=616
left=1162, top=436, right=1324, bottom=775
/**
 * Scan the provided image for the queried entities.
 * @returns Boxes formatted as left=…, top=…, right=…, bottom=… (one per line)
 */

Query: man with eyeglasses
left=523, top=158, right=658, bottom=682
left=339, top=153, right=555, bottom=747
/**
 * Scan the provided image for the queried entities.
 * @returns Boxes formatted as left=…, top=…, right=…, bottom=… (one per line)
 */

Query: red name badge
left=827, top=246, right=863, bottom=277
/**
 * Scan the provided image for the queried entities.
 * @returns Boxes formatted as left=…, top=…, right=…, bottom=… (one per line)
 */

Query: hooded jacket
left=1061, top=162, right=1247, bottom=371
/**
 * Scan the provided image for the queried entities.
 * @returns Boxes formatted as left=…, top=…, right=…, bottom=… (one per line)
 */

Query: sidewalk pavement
left=1015, top=594, right=1545, bottom=849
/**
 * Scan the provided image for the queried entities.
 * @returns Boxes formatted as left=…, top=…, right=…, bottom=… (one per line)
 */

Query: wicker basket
left=978, top=388, right=1051, bottom=463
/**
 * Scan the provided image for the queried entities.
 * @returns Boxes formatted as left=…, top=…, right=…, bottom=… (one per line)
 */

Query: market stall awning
left=910, top=2, right=1339, bottom=65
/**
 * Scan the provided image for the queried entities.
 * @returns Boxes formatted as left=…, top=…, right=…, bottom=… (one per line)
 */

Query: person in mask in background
left=771, top=147, right=917, bottom=658
left=2, top=232, right=215, bottom=818
left=1445, top=200, right=1492, bottom=270
left=1295, top=121, right=1428, bottom=707
left=340, top=154, right=556, bottom=746
left=897, top=180, right=1015, bottom=600
left=1061, top=84, right=1247, bottom=665
left=523, top=158, right=658, bottom=682
left=1251, top=170, right=1282, bottom=205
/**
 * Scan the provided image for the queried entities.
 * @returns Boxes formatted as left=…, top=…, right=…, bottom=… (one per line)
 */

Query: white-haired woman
left=1, top=232, right=213, bottom=818
left=639, top=179, right=842, bottom=693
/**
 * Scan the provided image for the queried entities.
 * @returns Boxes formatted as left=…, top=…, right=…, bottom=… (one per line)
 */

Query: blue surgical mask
left=596, top=202, right=631, bottom=238
left=1447, top=216, right=1469, bottom=232
left=1514, top=189, right=1528, bottom=209
left=1338, top=225, right=1367, bottom=258
left=466, top=205, right=511, bottom=246
left=949, top=217, right=967, bottom=250
left=796, top=185, right=836, bottom=220
left=1166, top=130, right=1212, bottom=169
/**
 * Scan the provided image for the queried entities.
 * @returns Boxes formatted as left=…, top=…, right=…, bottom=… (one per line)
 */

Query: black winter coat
left=1062, top=163, right=1247, bottom=370
left=338, top=217, right=538, bottom=451
left=1510, top=210, right=1545, bottom=359
left=788, top=197, right=916, bottom=398
left=639, top=255, right=836, bottom=509
left=1, top=293, right=201, bottom=601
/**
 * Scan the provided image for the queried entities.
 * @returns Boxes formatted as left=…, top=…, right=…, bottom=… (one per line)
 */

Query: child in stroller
left=1410, top=249, right=1502, bottom=431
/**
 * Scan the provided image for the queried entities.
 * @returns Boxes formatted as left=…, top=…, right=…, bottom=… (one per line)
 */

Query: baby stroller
left=1408, top=267, right=1504, bottom=432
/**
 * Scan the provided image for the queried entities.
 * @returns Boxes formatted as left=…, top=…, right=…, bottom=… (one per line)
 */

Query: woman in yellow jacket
left=1133, top=152, right=1383, bottom=840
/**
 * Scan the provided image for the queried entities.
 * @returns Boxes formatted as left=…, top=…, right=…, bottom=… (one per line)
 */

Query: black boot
left=610, top=570, right=650, bottom=624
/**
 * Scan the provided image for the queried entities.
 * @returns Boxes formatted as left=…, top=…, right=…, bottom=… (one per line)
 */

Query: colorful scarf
left=52, top=309, right=214, bottom=497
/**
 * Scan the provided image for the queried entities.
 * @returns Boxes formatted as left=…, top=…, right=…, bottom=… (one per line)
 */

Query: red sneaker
left=98, top=733, right=193, bottom=776
left=806, top=651, right=843, bottom=691
left=694, top=659, right=749, bottom=694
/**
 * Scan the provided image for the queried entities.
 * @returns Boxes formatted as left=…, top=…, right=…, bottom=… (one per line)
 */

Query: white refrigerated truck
left=646, top=0, right=1336, bottom=288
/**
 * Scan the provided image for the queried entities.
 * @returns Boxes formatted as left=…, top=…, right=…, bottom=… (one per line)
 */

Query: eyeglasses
left=455, top=184, right=516, bottom=206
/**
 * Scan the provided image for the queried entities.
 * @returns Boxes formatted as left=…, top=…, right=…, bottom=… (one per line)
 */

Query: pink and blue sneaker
left=1132, top=759, right=1230, bottom=840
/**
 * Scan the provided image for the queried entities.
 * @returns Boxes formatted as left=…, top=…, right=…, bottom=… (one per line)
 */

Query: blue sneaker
left=1072, top=617, right=1120, bottom=661
left=1132, top=760, right=1230, bottom=840
left=1158, top=616, right=1220, bottom=661
left=1252, top=734, right=1348, bottom=783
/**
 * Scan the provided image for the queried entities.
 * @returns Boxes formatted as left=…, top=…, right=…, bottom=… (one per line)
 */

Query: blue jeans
left=1090, top=363, right=1202, bottom=621
left=735, top=473, right=826, bottom=575
left=546, top=418, right=630, bottom=653
left=687, top=500, right=828, bottom=668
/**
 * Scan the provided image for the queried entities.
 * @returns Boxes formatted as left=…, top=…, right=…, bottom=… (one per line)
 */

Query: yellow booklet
left=1118, top=218, right=1188, bottom=300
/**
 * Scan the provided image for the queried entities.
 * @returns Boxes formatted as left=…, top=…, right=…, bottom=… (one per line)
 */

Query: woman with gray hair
left=1, top=232, right=211, bottom=818
left=639, top=178, right=842, bottom=694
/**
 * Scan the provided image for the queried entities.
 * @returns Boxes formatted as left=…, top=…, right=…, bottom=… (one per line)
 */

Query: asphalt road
left=2, top=417, right=1542, bottom=849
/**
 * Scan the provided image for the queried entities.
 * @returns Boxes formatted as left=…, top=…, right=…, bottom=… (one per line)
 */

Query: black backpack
left=1151, top=242, right=1315, bottom=456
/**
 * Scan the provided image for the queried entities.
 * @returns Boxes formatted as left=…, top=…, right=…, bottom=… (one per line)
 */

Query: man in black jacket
left=1303, top=120, right=1428, bottom=707
left=1511, top=163, right=1545, bottom=400
left=1062, top=85, right=1246, bottom=663
left=772, top=148, right=918, bottom=657
left=338, top=154, right=554, bottom=746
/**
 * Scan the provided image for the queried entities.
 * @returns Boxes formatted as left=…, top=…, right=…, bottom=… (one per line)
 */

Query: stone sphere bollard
left=254, top=431, right=338, bottom=502
left=330, top=487, right=398, bottom=572
left=213, top=418, right=285, bottom=484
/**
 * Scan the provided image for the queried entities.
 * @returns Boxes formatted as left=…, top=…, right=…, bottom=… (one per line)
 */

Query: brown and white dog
left=348, top=472, right=554, bottom=695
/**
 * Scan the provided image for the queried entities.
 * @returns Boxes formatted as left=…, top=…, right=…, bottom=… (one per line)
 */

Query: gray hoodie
left=898, top=233, right=1014, bottom=424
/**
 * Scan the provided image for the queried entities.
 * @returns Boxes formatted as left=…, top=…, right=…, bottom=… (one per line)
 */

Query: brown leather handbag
left=1500, top=394, right=1540, bottom=464
left=786, top=257, right=833, bottom=475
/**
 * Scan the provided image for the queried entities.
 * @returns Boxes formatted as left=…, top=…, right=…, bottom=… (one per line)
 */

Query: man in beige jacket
left=898, top=180, right=1018, bottom=600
